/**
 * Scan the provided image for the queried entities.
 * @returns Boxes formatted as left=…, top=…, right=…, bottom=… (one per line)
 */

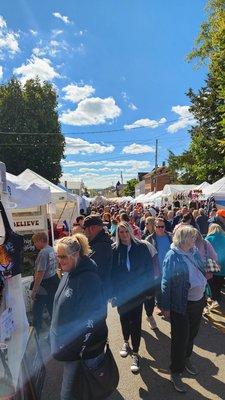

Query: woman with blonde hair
left=50, top=233, right=108, bottom=400
left=206, top=223, right=225, bottom=308
left=142, top=216, right=155, bottom=240
left=161, top=225, right=207, bottom=393
left=111, top=222, right=154, bottom=373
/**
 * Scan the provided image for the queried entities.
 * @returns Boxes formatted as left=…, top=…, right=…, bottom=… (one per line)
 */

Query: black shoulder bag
left=75, top=342, right=119, bottom=400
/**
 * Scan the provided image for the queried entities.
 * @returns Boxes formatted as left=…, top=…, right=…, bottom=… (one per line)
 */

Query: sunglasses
left=155, top=225, right=165, bottom=229
left=57, top=252, right=77, bottom=260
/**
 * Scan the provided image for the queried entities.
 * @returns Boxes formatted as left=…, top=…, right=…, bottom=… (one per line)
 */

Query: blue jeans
left=61, top=352, right=105, bottom=400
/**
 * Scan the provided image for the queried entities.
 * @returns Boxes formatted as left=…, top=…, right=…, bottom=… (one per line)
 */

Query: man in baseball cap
left=208, top=209, right=225, bottom=231
left=83, top=214, right=112, bottom=302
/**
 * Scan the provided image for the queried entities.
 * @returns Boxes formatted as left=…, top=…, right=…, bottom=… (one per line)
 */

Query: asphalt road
left=41, top=298, right=225, bottom=400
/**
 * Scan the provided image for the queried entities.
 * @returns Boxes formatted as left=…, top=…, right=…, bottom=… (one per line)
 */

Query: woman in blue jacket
left=161, top=225, right=207, bottom=394
left=206, top=223, right=225, bottom=307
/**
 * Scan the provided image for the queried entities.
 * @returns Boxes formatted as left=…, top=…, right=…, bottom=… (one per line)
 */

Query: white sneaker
left=147, top=315, right=157, bottom=330
left=130, top=354, right=140, bottom=373
left=119, top=342, right=129, bottom=358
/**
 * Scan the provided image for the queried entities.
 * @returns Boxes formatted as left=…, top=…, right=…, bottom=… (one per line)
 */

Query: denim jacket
left=161, top=248, right=205, bottom=315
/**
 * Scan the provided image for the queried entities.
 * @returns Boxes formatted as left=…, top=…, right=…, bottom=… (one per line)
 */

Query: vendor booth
left=203, top=176, right=225, bottom=210
left=18, top=169, right=81, bottom=238
left=0, top=166, right=80, bottom=399
left=0, top=163, right=43, bottom=399
left=161, top=184, right=197, bottom=206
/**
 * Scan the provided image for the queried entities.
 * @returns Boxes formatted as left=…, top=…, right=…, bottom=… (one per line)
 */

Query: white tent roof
left=140, top=192, right=154, bottom=203
left=134, top=194, right=146, bottom=202
left=195, top=181, right=210, bottom=190
left=18, top=169, right=78, bottom=203
left=162, top=184, right=196, bottom=197
left=6, top=172, right=51, bottom=209
left=204, top=176, right=225, bottom=196
left=140, top=190, right=163, bottom=207
left=195, top=181, right=212, bottom=195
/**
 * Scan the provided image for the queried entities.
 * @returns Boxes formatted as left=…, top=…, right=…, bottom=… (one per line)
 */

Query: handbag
left=205, top=258, right=221, bottom=273
left=75, top=343, right=119, bottom=400
left=203, top=242, right=221, bottom=273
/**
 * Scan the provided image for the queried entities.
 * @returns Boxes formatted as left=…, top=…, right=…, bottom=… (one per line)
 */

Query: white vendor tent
left=134, top=194, right=146, bottom=203
left=18, top=169, right=77, bottom=203
left=141, top=192, right=154, bottom=203
left=143, top=191, right=163, bottom=206
left=203, top=176, right=225, bottom=196
left=162, top=184, right=196, bottom=197
left=6, top=172, right=51, bottom=209
left=195, top=181, right=211, bottom=192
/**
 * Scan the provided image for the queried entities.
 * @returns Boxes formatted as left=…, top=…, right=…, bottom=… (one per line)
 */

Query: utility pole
left=155, top=139, right=158, bottom=170
left=154, top=139, right=158, bottom=192
left=120, top=171, right=124, bottom=186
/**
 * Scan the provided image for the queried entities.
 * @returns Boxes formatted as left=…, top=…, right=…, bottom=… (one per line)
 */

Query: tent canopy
left=142, top=190, right=163, bottom=205
left=204, top=176, right=225, bottom=196
left=6, top=172, right=51, bottom=209
left=162, top=184, right=196, bottom=197
left=18, top=169, right=78, bottom=203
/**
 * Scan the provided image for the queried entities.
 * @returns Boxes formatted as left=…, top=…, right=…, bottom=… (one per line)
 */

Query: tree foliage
left=169, top=75, right=225, bottom=183
left=168, top=0, right=225, bottom=183
left=123, top=178, right=138, bottom=197
left=187, top=0, right=225, bottom=130
left=0, top=77, right=65, bottom=183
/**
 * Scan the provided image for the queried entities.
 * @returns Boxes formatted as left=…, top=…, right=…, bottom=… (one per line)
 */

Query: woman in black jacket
left=50, top=234, right=108, bottom=400
left=111, top=222, right=154, bottom=373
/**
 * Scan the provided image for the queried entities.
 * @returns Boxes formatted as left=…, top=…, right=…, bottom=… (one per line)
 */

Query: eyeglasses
left=155, top=225, right=165, bottom=229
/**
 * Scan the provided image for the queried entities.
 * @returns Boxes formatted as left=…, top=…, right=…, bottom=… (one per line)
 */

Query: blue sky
left=0, top=0, right=207, bottom=188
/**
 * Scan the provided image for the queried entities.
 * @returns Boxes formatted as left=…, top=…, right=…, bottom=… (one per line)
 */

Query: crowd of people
left=30, top=200, right=225, bottom=398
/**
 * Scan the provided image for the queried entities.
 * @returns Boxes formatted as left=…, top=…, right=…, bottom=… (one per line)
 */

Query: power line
left=0, top=116, right=194, bottom=135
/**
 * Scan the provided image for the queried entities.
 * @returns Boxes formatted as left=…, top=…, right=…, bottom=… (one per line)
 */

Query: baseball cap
left=83, top=215, right=103, bottom=228
left=217, top=209, right=225, bottom=218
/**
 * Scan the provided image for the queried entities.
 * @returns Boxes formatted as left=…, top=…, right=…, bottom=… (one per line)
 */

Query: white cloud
left=65, top=137, right=115, bottom=155
left=0, top=16, right=7, bottom=29
left=0, top=66, right=3, bottom=79
left=30, top=29, right=38, bottom=37
left=60, top=97, right=121, bottom=126
left=61, top=172, right=138, bottom=189
left=121, top=91, right=129, bottom=102
left=32, top=39, right=69, bottom=58
left=14, top=55, right=60, bottom=84
left=74, top=30, right=86, bottom=37
left=122, top=143, right=155, bottom=154
left=51, top=29, right=63, bottom=38
left=62, top=159, right=151, bottom=171
left=129, top=103, right=138, bottom=111
left=53, top=12, right=71, bottom=24
left=62, top=84, right=95, bottom=103
left=167, top=105, right=196, bottom=133
left=0, top=16, right=20, bottom=56
left=124, top=117, right=166, bottom=130
left=121, top=91, right=138, bottom=111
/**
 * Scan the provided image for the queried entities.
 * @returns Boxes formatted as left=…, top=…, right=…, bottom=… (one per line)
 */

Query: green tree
left=123, top=178, right=138, bottom=197
left=0, top=77, right=65, bottom=183
left=168, top=75, right=225, bottom=183
left=168, top=0, right=225, bottom=183
left=187, top=0, right=225, bottom=130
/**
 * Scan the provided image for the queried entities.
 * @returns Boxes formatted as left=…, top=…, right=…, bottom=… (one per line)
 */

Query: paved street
left=41, top=299, right=225, bottom=400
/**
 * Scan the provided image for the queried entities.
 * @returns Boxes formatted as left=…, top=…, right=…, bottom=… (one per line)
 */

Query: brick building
left=144, top=165, right=171, bottom=192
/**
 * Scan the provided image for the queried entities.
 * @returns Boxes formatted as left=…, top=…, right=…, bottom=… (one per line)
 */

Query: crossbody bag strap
left=0, top=347, right=13, bottom=383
